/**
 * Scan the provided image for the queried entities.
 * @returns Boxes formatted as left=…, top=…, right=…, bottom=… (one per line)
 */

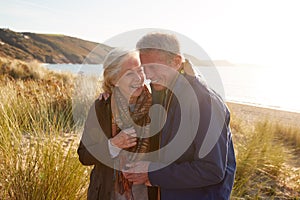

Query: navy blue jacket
left=148, top=74, right=236, bottom=200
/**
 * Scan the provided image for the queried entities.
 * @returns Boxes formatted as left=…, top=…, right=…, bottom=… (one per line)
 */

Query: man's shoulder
left=178, top=74, right=211, bottom=98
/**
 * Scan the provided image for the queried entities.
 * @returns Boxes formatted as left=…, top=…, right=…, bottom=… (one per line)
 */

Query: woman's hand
left=110, top=127, right=137, bottom=149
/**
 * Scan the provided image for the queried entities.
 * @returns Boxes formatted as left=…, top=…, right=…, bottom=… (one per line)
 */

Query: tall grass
left=273, top=123, right=300, bottom=150
left=231, top=113, right=300, bottom=199
left=0, top=133, right=89, bottom=199
left=0, top=58, right=91, bottom=199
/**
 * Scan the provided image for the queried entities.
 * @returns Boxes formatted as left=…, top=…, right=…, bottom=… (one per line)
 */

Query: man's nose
left=143, top=66, right=152, bottom=79
left=133, top=71, right=143, bottom=81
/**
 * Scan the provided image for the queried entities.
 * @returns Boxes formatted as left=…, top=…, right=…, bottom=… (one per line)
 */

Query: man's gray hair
left=136, top=32, right=181, bottom=56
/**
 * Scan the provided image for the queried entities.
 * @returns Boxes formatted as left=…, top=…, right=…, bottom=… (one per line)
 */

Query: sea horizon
left=44, top=64, right=300, bottom=114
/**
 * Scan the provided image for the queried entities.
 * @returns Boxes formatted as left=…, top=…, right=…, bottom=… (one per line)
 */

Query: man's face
left=140, top=51, right=178, bottom=91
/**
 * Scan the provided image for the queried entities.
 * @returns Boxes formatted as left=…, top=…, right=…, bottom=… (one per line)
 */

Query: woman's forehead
left=121, top=56, right=141, bottom=71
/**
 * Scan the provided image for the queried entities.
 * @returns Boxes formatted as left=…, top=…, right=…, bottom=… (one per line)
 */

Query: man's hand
left=98, top=92, right=110, bottom=101
left=123, top=161, right=152, bottom=186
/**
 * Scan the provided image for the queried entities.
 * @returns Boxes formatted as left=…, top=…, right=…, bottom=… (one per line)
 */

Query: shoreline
left=227, top=100, right=300, bottom=114
left=226, top=101, right=300, bottom=128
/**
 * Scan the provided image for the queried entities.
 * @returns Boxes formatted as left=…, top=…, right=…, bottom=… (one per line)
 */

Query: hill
left=0, top=28, right=112, bottom=64
left=0, top=28, right=236, bottom=66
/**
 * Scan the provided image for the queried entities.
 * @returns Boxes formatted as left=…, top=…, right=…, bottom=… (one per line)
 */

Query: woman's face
left=115, top=55, right=145, bottom=99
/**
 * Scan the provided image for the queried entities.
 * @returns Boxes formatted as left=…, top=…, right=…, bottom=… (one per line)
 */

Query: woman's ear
left=114, top=81, right=119, bottom=87
left=111, top=79, right=118, bottom=87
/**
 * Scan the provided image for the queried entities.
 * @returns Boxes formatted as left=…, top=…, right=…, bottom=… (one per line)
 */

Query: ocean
left=44, top=64, right=300, bottom=113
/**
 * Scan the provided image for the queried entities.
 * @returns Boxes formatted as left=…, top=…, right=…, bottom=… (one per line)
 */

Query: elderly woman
left=77, top=48, right=157, bottom=200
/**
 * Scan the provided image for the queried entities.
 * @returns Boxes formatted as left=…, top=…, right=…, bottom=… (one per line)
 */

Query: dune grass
left=0, top=58, right=91, bottom=199
left=273, top=123, right=300, bottom=150
left=0, top=58, right=299, bottom=199
left=230, top=113, right=300, bottom=199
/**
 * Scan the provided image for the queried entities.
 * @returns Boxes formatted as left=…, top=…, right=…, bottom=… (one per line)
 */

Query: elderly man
left=125, top=33, right=236, bottom=200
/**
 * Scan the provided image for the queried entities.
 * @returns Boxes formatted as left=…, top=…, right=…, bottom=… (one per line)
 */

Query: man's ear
left=173, top=55, right=182, bottom=70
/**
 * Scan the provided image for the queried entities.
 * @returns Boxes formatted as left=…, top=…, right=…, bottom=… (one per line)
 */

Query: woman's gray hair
left=102, top=48, right=138, bottom=93
left=136, top=32, right=182, bottom=56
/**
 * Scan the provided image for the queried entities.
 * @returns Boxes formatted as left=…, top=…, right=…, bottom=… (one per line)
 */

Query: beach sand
left=227, top=102, right=300, bottom=196
left=226, top=102, right=300, bottom=128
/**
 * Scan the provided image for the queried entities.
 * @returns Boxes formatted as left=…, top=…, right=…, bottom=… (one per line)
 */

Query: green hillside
left=0, top=28, right=112, bottom=64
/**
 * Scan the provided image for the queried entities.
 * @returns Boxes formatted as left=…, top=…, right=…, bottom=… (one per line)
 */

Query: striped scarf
left=111, top=85, right=152, bottom=200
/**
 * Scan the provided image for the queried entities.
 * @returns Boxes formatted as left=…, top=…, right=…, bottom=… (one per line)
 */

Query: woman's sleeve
left=77, top=101, right=114, bottom=167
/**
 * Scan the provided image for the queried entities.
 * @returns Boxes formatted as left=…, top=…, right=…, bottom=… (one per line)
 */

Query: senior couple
left=77, top=32, right=236, bottom=200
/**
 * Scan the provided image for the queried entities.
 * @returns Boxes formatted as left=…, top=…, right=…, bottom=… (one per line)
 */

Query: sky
left=1, top=0, right=300, bottom=67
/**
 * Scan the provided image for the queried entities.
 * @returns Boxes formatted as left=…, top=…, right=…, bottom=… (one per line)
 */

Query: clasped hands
left=122, top=161, right=152, bottom=186
left=110, top=128, right=152, bottom=186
